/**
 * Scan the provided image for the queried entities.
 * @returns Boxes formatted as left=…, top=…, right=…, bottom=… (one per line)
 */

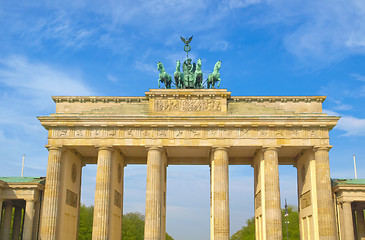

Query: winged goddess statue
left=181, top=36, right=193, bottom=58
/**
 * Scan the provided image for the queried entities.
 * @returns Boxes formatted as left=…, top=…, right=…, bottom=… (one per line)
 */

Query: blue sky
left=1, top=0, right=365, bottom=239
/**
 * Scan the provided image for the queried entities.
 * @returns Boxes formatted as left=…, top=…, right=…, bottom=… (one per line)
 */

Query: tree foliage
left=78, top=205, right=174, bottom=240
left=78, top=204, right=94, bottom=240
left=122, top=212, right=145, bottom=240
left=230, top=205, right=300, bottom=240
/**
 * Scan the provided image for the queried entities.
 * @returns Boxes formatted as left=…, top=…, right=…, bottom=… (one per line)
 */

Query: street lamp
left=284, top=199, right=289, bottom=240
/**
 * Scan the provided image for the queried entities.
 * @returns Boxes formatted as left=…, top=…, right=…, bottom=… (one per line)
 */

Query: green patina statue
left=157, top=62, right=172, bottom=89
left=195, top=59, right=203, bottom=88
left=157, top=37, right=222, bottom=89
left=174, top=60, right=183, bottom=89
left=183, top=58, right=196, bottom=88
left=207, top=61, right=221, bottom=89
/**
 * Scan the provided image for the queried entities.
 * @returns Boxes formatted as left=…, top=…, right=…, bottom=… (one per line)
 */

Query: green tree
left=78, top=207, right=175, bottom=240
left=122, top=212, right=145, bottom=240
left=78, top=204, right=94, bottom=240
left=122, top=212, right=175, bottom=240
left=281, top=205, right=300, bottom=240
left=230, top=205, right=300, bottom=240
left=230, top=217, right=255, bottom=240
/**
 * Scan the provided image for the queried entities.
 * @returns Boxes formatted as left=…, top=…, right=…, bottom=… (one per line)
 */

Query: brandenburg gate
left=38, top=88, right=339, bottom=240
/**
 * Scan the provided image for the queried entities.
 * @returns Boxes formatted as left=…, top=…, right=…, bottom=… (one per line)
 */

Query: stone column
left=2, top=202, right=13, bottom=240
left=23, top=200, right=35, bottom=240
left=92, top=147, right=113, bottom=240
left=210, top=147, right=230, bottom=240
left=33, top=199, right=41, bottom=240
left=12, top=206, right=23, bottom=240
left=262, top=147, right=282, bottom=240
left=342, top=201, right=355, bottom=240
left=144, top=147, right=163, bottom=240
left=40, top=146, right=63, bottom=240
left=313, top=147, right=338, bottom=240
left=161, top=153, right=167, bottom=240
left=356, top=208, right=365, bottom=240
left=0, top=199, right=3, bottom=224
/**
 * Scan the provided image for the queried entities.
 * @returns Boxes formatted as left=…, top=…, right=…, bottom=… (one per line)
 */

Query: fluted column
left=314, top=146, right=338, bottom=240
left=12, top=206, right=23, bottom=240
left=92, top=147, right=113, bottom=240
left=23, top=200, right=35, bottom=240
left=262, top=147, right=282, bottom=240
left=341, top=201, right=355, bottom=240
left=144, top=147, right=163, bottom=240
left=2, top=202, right=13, bottom=239
left=210, top=147, right=230, bottom=240
left=33, top=199, right=41, bottom=240
left=40, top=146, right=63, bottom=240
left=0, top=199, right=3, bottom=224
left=357, top=207, right=365, bottom=240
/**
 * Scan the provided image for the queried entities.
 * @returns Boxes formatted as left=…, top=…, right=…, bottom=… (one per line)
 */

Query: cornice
left=229, top=96, right=326, bottom=103
left=37, top=115, right=340, bottom=130
left=51, top=95, right=326, bottom=104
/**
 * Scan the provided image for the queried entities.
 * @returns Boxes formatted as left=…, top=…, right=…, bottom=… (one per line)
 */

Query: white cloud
left=282, top=0, right=365, bottom=61
left=0, top=55, right=95, bottom=178
left=0, top=55, right=93, bottom=98
left=135, top=61, right=158, bottom=76
left=226, top=0, right=262, bottom=9
left=327, top=98, right=353, bottom=111
left=324, top=109, right=365, bottom=136
left=351, top=73, right=365, bottom=82
left=107, top=74, right=118, bottom=83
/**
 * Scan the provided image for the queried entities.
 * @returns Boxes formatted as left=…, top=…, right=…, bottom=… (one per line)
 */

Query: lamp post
left=284, top=199, right=289, bottom=240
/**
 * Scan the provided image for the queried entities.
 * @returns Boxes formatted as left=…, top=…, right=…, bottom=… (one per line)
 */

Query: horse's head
left=215, top=61, right=221, bottom=70
left=197, top=59, right=202, bottom=67
left=157, top=62, right=163, bottom=71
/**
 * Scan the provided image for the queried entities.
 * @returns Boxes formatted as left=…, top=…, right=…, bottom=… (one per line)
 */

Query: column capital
left=145, top=146, right=164, bottom=152
left=313, top=145, right=332, bottom=152
left=262, top=146, right=280, bottom=152
left=96, top=145, right=113, bottom=151
left=211, top=146, right=230, bottom=152
left=45, top=145, right=64, bottom=151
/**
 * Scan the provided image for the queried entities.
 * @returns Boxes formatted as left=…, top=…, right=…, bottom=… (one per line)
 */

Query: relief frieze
left=174, top=129, right=184, bottom=138
left=58, top=129, right=68, bottom=137
left=224, top=129, right=236, bottom=138
left=75, top=129, right=84, bottom=137
left=91, top=129, right=102, bottom=138
left=125, top=128, right=135, bottom=138
left=191, top=129, right=202, bottom=138
left=141, top=129, right=151, bottom=138
left=154, top=99, right=222, bottom=112
left=259, top=129, right=269, bottom=137
left=51, top=126, right=324, bottom=140
left=208, top=129, right=219, bottom=138
left=108, top=129, right=117, bottom=137
left=158, top=129, right=168, bottom=138
left=240, top=128, right=251, bottom=138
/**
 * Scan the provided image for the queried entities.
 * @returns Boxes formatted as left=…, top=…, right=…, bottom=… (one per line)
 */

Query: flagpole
left=353, top=155, right=358, bottom=179
left=21, top=154, right=25, bottom=177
